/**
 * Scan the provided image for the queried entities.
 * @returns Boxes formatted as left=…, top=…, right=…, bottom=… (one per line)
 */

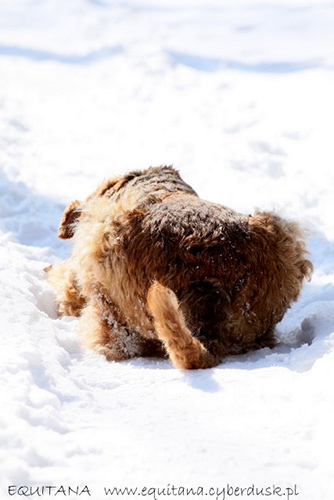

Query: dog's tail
left=147, top=282, right=219, bottom=370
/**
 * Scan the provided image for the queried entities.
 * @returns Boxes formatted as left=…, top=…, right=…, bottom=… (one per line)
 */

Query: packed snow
left=1, top=1, right=334, bottom=499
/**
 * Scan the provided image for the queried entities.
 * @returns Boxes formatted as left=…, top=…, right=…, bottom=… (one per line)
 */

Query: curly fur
left=46, top=166, right=312, bottom=369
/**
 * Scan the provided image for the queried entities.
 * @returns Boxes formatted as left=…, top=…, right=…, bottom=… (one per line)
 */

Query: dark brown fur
left=47, top=166, right=312, bottom=369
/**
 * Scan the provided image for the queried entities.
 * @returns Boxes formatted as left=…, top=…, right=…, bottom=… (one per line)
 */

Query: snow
left=1, top=0, right=334, bottom=498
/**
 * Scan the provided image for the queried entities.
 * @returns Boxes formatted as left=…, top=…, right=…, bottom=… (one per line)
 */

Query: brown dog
left=47, top=166, right=312, bottom=369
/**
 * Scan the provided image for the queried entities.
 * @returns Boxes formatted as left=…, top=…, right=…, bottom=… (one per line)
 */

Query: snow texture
left=1, top=1, right=334, bottom=499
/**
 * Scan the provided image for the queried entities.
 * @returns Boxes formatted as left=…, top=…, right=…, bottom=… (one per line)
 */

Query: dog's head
left=57, top=166, right=193, bottom=239
left=57, top=174, right=131, bottom=239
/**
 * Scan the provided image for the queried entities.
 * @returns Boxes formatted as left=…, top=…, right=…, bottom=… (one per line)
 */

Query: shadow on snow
left=0, top=44, right=123, bottom=65
left=0, top=168, right=70, bottom=258
left=167, top=50, right=321, bottom=74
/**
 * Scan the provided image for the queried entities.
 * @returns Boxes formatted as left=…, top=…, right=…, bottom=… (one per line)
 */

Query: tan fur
left=58, top=200, right=81, bottom=239
left=47, top=261, right=86, bottom=316
left=147, top=282, right=219, bottom=369
left=47, top=166, right=312, bottom=369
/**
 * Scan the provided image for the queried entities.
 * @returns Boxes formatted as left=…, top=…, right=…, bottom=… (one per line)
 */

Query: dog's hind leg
left=79, top=298, right=165, bottom=361
left=147, top=282, right=220, bottom=370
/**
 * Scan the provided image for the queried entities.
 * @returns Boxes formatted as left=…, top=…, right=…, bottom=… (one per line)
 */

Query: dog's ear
left=58, top=200, right=82, bottom=239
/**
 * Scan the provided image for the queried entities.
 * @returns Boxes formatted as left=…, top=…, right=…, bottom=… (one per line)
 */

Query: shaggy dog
left=47, top=166, right=312, bottom=369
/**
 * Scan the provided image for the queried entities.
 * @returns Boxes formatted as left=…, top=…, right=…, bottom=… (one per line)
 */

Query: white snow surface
left=1, top=1, right=334, bottom=499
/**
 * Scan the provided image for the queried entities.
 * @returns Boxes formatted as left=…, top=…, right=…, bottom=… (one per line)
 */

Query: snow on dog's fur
left=47, top=166, right=312, bottom=369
